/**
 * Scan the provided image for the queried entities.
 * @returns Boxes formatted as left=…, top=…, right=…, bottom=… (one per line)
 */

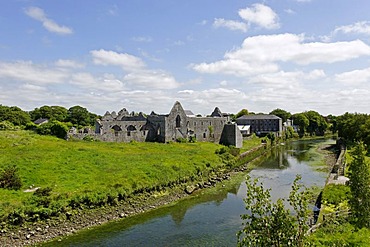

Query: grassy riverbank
left=0, top=131, right=264, bottom=230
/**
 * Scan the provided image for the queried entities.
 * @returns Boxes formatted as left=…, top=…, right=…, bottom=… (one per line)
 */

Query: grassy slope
left=0, top=131, right=261, bottom=221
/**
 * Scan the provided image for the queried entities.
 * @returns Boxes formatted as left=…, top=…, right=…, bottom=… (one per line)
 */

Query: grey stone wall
left=69, top=101, right=243, bottom=147
left=220, top=123, right=243, bottom=148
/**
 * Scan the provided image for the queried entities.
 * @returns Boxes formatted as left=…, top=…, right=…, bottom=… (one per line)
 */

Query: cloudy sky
left=1, top=0, right=370, bottom=116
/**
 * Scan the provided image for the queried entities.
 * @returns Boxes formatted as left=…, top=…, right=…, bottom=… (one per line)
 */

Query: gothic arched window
left=176, top=115, right=181, bottom=128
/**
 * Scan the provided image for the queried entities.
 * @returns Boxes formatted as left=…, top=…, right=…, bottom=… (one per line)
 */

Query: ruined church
left=70, top=101, right=243, bottom=148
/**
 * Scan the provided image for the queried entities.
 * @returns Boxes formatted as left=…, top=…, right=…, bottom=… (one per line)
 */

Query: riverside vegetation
left=0, top=130, right=265, bottom=244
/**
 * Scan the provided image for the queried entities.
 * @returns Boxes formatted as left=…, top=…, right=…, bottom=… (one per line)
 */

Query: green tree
left=269, top=108, right=291, bottom=123
left=292, top=113, right=309, bottom=136
left=237, top=175, right=310, bottom=247
left=30, top=105, right=68, bottom=122
left=0, top=105, right=30, bottom=126
left=67, top=105, right=91, bottom=127
left=304, top=111, right=328, bottom=136
left=336, top=113, right=370, bottom=146
left=348, top=142, right=370, bottom=228
left=235, top=109, right=249, bottom=119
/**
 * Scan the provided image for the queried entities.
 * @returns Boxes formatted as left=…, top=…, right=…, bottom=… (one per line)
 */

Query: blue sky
left=1, top=0, right=370, bottom=116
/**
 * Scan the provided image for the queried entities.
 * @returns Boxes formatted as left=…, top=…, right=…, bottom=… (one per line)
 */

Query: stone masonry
left=69, top=101, right=243, bottom=148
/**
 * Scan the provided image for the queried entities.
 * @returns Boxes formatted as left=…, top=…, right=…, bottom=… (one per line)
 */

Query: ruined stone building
left=70, top=101, right=243, bottom=148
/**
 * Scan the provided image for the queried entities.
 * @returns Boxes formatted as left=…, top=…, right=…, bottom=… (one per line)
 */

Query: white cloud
left=0, top=61, right=67, bottom=84
left=91, top=49, right=181, bottom=89
left=55, top=59, right=84, bottom=69
left=213, top=18, right=248, bottom=32
left=284, top=9, right=295, bottom=14
left=333, top=21, right=370, bottom=36
left=335, top=67, right=370, bottom=85
left=192, top=33, right=370, bottom=76
left=177, top=88, right=249, bottom=113
left=123, top=70, right=179, bottom=89
left=24, top=7, right=73, bottom=35
left=238, top=4, right=280, bottom=29
left=91, top=49, right=146, bottom=72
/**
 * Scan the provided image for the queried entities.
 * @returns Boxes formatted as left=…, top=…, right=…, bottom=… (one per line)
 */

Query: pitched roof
left=237, top=114, right=281, bottom=120
left=34, top=118, right=48, bottom=124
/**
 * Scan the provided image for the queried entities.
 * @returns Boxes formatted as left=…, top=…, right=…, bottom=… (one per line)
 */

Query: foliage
left=292, top=113, right=309, bottom=136
left=0, top=105, right=30, bottom=126
left=67, top=105, right=91, bottom=127
left=237, top=175, right=310, bottom=247
left=269, top=108, right=291, bottom=123
left=285, top=126, right=297, bottom=139
left=322, top=184, right=350, bottom=206
left=0, top=120, right=15, bottom=130
left=292, top=111, right=328, bottom=137
left=266, top=132, right=276, bottom=144
left=0, top=165, right=22, bottom=190
left=336, top=112, right=370, bottom=148
left=30, top=105, right=68, bottom=122
left=348, top=142, right=370, bottom=228
left=308, top=221, right=370, bottom=246
left=235, top=109, right=249, bottom=119
left=36, top=120, right=69, bottom=139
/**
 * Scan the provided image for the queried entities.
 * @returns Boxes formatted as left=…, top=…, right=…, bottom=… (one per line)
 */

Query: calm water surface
left=45, top=139, right=333, bottom=247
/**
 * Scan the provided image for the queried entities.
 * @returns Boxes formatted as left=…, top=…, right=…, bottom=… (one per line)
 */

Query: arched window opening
left=127, top=125, right=137, bottom=131
left=176, top=115, right=181, bottom=128
left=111, top=125, right=122, bottom=137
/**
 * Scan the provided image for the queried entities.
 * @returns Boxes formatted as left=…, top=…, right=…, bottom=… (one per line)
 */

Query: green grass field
left=0, top=130, right=262, bottom=225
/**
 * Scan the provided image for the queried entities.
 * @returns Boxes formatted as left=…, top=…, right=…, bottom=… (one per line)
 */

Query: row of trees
left=234, top=107, right=330, bottom=137
left=0, top=104, right=99, bottom=138
left=0, top=104, right=98, bottom=128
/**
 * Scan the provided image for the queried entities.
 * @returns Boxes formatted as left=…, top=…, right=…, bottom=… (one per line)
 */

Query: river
left=44, top=139, right=333, bottom=247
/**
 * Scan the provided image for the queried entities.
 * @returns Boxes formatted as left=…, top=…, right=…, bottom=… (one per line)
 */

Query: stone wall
left=68, top=101, right=242, bottom=147
left=219, top=123, right=243, bottom=148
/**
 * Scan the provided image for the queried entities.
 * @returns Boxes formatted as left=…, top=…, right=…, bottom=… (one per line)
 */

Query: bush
left=0, top=121, right=15, bottom=130
left=0, top=165, right=22, bottom=190
left=176, top=137, right=188, bottom=143
left=36, top=120, right=69, bottom=139
left=322, top=184, right=350, bottom=206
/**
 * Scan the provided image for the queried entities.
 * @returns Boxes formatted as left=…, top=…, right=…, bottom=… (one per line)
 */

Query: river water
left=45, top=139, right=333, bottom=247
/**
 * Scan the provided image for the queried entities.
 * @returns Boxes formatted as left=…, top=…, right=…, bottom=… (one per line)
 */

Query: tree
left=305, top=111, right=328, bottom=136
left=235, top=109, right=249, bottom=119
left=67, top=105, right=91, bottom=127
left=237, top=175, right=310, bottom=247
left=336, top=113, right=370, bottom=146
left=348, top=142, right=370, bottom=228
left=292, top=113, right=309, bottom=136
left=0, top=105, right=30, bottom=126
left=270, top=108, right=291, bottom=123
left=30, top=105, right=68, bottom=122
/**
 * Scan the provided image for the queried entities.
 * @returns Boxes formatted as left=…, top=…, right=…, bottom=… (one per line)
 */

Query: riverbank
left=1, top=156, right=263, bottom=247
left=0, top=132, right=267, bottom=246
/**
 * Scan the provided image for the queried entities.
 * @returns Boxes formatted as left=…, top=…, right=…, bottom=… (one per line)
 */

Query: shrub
left=176, top=137, right=188, bottom=143
left=0, top=121, right=15, bottom=130
left=323, top=184, right=350, bottom=206
left=0, top=165, right=22, bottom=190
left=36, top=120, right=69, bottom=139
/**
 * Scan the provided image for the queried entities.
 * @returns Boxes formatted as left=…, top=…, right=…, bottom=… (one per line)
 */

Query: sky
left=1, top=0, right=370, bottom=116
